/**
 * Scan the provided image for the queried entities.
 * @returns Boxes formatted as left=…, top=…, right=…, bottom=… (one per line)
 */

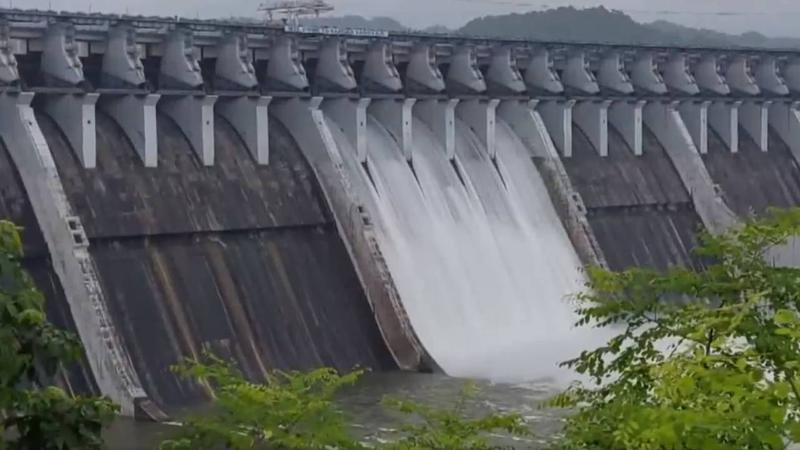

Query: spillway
left=5, top=6, right=800, bottom=420
left=562, top=123, right=706, bottom=271
left=321, top=109, right=590, bottom=382
left=0, top=139, right=97, bottom=395
left=34, top=110, right=394, bottom=410
left=703, top=128, right=800, bottom=216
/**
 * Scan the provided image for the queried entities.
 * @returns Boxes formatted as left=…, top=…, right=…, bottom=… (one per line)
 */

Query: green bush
left=550, top=209, right=800, bottom=450
left=0, top=220, right=116, bottom=449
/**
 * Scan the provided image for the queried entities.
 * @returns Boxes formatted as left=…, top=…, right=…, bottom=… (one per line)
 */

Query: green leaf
left=774, top=309, right=797, bottom=326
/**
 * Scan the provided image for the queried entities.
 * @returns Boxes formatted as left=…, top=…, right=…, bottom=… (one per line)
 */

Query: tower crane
left=258, top=0, right=335, bottom=27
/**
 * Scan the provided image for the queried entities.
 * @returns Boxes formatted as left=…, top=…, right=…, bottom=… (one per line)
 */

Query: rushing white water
left=323, top=112, right=601, bottom=384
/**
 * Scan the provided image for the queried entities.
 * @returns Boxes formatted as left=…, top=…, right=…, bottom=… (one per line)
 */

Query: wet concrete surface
left=562, top=124, right=705, bottom=271
left=34, top=110, right=394, bottom=411
left=703, top=128, right=800, bottom=218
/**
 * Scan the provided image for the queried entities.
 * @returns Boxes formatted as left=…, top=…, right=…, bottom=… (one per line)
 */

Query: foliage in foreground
left=159, top=353, right=528, bottom=450
left=159, top=354, right=364, bottom=450
left=550, top=208, right=800, bottom=450
left=0, top=220, right=116, bottom=449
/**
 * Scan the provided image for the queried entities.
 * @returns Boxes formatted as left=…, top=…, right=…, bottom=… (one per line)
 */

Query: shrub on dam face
left=551, top=208, right=800, bottom=450
left=0, top=220, right=116, bottom=450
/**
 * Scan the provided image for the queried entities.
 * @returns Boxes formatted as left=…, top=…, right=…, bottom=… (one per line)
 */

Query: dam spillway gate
left=0, top=8, right=798, bottom=416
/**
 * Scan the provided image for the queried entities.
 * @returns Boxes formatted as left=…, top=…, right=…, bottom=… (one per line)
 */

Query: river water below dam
left=104, top=371, right=567, bottom=449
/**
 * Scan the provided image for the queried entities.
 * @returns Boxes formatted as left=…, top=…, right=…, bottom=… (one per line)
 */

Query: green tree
left=550, top=208, right=800, bottom=450
left=0, top=220, right=116, bottom=449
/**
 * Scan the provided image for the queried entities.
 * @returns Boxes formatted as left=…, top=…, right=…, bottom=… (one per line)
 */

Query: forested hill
left=458, top=7, right=800, bottom=48
left=300, top=6, right=800, bottom=49
left=460, top=7, right=655, bottom=44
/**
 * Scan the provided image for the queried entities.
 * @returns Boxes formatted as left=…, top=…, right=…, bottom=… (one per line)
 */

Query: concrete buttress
left=41, top=22, right=83, bottom=87
left=781, top=58, right=800, bottom=94
left=708, top=101, right=742, bottom=153
left=609, top=100, right=645, bottom=156
left=215, top=33, right=258, bottom=90
left=273, top=97, right=426, bottom=371
left=662, top=54, right=700, bottom=95
left=755, top=56, right=789, bottom=96
left=446, top=46, right=486, bottom=95
left=159, top=29, right=203, bottom=89
left=537, top=100, right=575, bottom=157
left=694, top=55, right=730, bottom=95
left=0, top=21, right=19, bottom=85
left=524, top=49, right=563, bottom=94
left=630, top=53, right=667, bottom=95
left=678, top=101, right=710, bottom=154
left=322, top=97, right=371, bottom=163
left=769, top=101, right=800, bottom=166
left=643, top=101, right=738, bottom=234
left=562, top=52, right=599, bottom=94
left=159, top=95, right=218, bottom=165
left=266, top=36, right=309, bottom=92
left=597, top=52, right=634, bottom=94
left=405, top=44, right=445, bottom=94
left=573, top=100, right=611, bottom=157
left=725, top=56, right=760, bottom=96
left=39, top=28, right=97, bottom=169
left=102, top=25, right=146, bottom=88
left=98, top=94, right=160, bottom=167
left=315, top=38, right=357, bottom=92
left=486, top=47, right=526, bottom=95
left=415, top=99, right=458, bottom=160
left=0, top=92, right=148, bottom=417
left=457, top=99, right=500, bottom=159
left=739, top=101, right=771, bottom=152
left=42, top=93, right=99, bottom=169
left=362, top=42, right=402, bottom=93
left=370, top=98, right=415, bottom=161
left=217, top=96, right=272, bottom=164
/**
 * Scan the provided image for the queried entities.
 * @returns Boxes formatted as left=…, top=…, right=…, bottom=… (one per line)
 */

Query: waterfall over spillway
left=325, top=113, right=597, bottom=383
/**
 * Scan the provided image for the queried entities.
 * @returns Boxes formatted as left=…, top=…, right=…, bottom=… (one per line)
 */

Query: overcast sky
left=12, top=0, right=800, bottom=38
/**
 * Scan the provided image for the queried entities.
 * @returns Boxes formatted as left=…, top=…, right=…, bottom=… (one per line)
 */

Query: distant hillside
left=460, top=6, right=660, bottom=44
left=458, top=6, right=800, bottom=49
left=292, top=7, right=800, bottom=49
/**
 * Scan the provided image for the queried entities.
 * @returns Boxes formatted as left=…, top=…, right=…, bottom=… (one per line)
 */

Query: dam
left=0, top=8, right=798, bottom=417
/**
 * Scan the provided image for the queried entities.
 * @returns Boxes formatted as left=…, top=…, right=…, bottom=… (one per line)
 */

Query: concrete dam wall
left=4, top=9, right=800, bottom=416
left=563, top=123, right=705, bottom=271
left=0, top=96, right=397, bottom=414
left=0, top=141, right=98, bottom=396
left=33, top=108, right=394, bottom=411
left=704, top=128, right=800, bottom=217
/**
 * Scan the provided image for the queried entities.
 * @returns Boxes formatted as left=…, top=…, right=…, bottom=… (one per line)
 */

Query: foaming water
left=324, top=112, right=605, bottom=384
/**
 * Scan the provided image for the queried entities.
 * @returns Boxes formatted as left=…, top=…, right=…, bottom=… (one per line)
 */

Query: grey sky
left=15, top=0, right=800, bottom=37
